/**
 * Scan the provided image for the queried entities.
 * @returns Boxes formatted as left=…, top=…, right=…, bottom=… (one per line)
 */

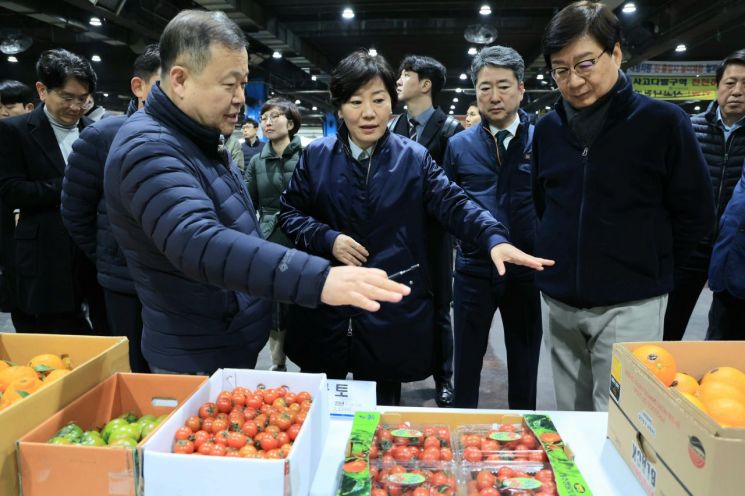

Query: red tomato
left=464, top=446, right=482, bottom=462
left=216, top=392, right=233, bottom=414
left=369, top=444, right=379, bottom=459
left=213, top=430, right=230, bottom=446
left=421, top=447, right=440, bottom=462
left=263, top=388, right=279, bottom=405
left=463, top=434, right=481, bottom=448
left=476, top=470, right=496, bottom=490
left=227, top=431, right=247, bottom=449
left=224, top=448, right=241, bottom=457
left=185, top=416, right=202, bottom=432
left=479, top=488, right=499, bottom=496
left=423, top=436, right=440, bottom=449
left=173, top=439, right=194, bottom=454
left=275, top=412, right=293, bottom=431
left=174, top=426, right=193, bottom=441
left=197, top=441, right=212, bottom=455
left=284, top=392, right=297, bottom=405
left=245, top=395, right=262, bottom=410
left=201, top=417, right=215, bottom=433
left=440, top=447, right=453, bottom=461
left=242, top=420, right=258, bottom=438
left=296, top=391, right=312, bottom=403
left=260, top=433, right=279, bottom=451
left=276, top=431, right=290, bottom=446
left=193, top=430, right=211, bottom=448
left=412, top=488, right=428, bottom=496
left=239, top=444, right=258, bottom=458
left=242, top=407, right=258, bottom=421
left=211, top=418, right=229, bottom=434
left=198, top=402, right=217, bottom=419
left=231, top=390, right=247, bottom=407
left=209, top=443, right=226, bottom=456
left=436, top=427, right=450, bottom=442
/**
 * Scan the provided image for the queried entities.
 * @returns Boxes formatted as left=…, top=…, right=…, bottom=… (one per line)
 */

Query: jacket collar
left=145, top=83, right=223, bottom=158
left=478, top=108, right=530, bottom=141
left=27, top=104, right=89, bottom=175
left=258, top=135, right=302, bottom=160
left=335, top=121, right=391, bottom=159
left=418, top=106, right=447, bottom=148
left=126, top=98, right=139, bottom=117
left=554, top=70, right=632, bottom=125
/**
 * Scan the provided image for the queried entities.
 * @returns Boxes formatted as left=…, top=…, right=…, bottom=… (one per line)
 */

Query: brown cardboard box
left=17, top=372, right=207, bottom=496
left=0, top=333, right=129, bottom=496
left=608, top=341, right=745, bottom=496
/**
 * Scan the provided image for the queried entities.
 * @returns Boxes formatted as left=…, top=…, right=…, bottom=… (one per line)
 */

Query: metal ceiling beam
left=59, top=0, right=161, bottom=40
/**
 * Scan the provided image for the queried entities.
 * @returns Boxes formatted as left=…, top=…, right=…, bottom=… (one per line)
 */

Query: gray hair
left=470, top=46, right=525, bottom=86
left=159, top=10, right=246, bottom=76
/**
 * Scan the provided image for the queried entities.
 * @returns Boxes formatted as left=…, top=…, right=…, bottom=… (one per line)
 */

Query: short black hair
left=261, top=97, right=302, bottom=138
left=0, top=80, right=34, bottom=105
left=398, top=55, right=447, bottom=99
left=542, top=1, right=622, bottom=69
left=133, top=44, right=161, bottom=80
left=36, top=49, right=97, bottom=93
left=716, top=49, right=745, bottom=86
left=160, top=10, right=246, bottom=76
left=330, top=49, right=398, bottom=109
left=242, top=117, right=258, bottom=128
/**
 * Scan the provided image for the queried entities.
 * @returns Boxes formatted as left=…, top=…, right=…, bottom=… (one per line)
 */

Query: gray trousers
left=543, top=293, right=668, bottom=412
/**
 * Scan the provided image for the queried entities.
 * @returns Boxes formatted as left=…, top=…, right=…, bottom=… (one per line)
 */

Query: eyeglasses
left=260, top=112, right=284, bottom=123
left=550, top=50, right=606, bottom=83
left=51, top=90, right=90, bottom=108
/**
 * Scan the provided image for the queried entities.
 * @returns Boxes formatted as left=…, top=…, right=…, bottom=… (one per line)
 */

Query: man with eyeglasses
left=0, top=49, right=107, bottom=333
left=532, top=1, right=713, bottom=411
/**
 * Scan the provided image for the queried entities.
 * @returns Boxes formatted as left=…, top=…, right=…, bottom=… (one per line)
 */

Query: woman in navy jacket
left=279, top=50, right=553, bottom=404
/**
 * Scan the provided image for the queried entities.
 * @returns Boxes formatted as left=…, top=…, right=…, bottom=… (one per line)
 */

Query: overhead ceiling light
left=541, top=80, right=548, bottom=85
left=450, top=105, right=456, bottom=109
left=467, top=47, right=478, bottom=56
left=545, top=106, right=551, bottom=110
left=103, top=92, right=109, bottom=97
left=479, top=4, right=491, bottom=16
left=311, top=75, right=317, bottom=81
left=452, top=97, right=459, bottom=102
left=459, top=73, right=467, bottom=80
left=403, top=105, right=408, bottom=110
left=311, top=106, right=318, bottom=111
left=621, top=2, right=637, bottom=14
left=368, top=48, right=378, bottom=57
left=91, top=54, right=101, bottom=62
left=7, top=55, right=18, bottom=63
left=536, top=74, right=544, bottom=80
left=272, top=51, right=282, bottom=59
left=89, top=17, right=102, bottom=26
left=295, top=99, right=301, bottom=104
left=675, top=44, right=687, bottom=52
left=448, top=110, right=454, bottom=115
left=694, top=105, right=701, bottom=111
left=342, top=7, right=355, bottom=19
left=455, top=87, right=462, bottom=93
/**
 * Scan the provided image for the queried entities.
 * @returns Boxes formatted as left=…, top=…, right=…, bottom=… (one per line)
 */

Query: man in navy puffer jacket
left=62, top=45, right=160, bottom=372
left=104, top=10, right=409, bottom=375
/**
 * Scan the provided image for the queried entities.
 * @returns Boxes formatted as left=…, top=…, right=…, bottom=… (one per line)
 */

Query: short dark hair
left=242, top=117, right=258, bottom=128
left=716, top=49, right=745, bottom=86
left=330, top=49, right=398, bottom=109
left=542, top=1, right=622, bottom=68
left=398, top=55, right=447, bottom=99
left=470, top=46, right=525, bottom=85
left=260, top=98, right=302, bottom=138
left=0, top=80, right=34, bottom=105
left=133, top=44, right=161, bottom=80
left=160, top=10, right=246, bottom=76
left=36, top=49, right=97, bottom=93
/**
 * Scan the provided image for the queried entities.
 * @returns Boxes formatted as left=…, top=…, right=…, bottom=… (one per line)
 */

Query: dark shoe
left=435, top=381, right=454, bottom=407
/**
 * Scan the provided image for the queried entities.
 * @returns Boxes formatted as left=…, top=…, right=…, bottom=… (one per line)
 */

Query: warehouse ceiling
left=1, top=0, right=744, bottom=117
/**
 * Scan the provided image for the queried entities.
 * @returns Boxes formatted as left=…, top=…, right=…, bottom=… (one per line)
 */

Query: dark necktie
left=495, top=129, right=510, bottom=164
left=408, top=118, right=418, bottom=141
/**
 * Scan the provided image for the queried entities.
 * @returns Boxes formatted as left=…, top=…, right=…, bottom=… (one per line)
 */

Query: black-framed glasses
left=550, top=50, right=607, bottom=83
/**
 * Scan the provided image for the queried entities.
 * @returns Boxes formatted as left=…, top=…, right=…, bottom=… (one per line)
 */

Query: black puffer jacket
left=689, top=101, right=745, bottom=269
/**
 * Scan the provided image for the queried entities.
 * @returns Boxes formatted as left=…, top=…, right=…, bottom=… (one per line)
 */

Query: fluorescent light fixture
left=479, top=4, right=491, bottom=15
left=675, top=44, right=687, bottom=52
left=368, top=48, right=377, bottom=57
left=403, top=105, right=408, bottom=110
left=295, top=99, right=301, bottom=104
left=450, top=105, right=456, bottom=109
left=468, top=47, right=478, bottom=56
left=694, top=105, right=701, bottom=111
left=272, top=51, right=282, bottom=59
left=103, top=92, right=109, bottom=97
left=545, top=106, right=551, bottom=110
left=342, top=8, right=355, bottom=19
left=459, top=73, right=467, bottom=80
left=89, top=17, right=102, bottom=26
left=7, top=55, right=18, bottom=63
left=622, top=2, right=637, bottom=14
left=311, top=106, right=317, bottom=111
left=311, top=75, right=317, bottom=81
left=448, top=110, right=454, bottom=115
left=536, top=74, right=544, bottom=80
left=455, top=88, right=462, bottom=93
left=91, top=54, right=101, bottom=62
left=452, top=97, right=459, bottom=102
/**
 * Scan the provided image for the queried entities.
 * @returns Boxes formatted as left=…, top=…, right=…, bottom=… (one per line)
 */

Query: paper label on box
left=631, top=441, right=657, bottom=494
left=326, top=380, right=376, bottom=418
left=610, top=355, right=622, bottom=403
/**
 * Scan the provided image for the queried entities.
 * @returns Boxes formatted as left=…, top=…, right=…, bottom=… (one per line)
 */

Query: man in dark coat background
left=391, top=54, right=463, bottom=407
left=0, top=49, right=106, bottom=333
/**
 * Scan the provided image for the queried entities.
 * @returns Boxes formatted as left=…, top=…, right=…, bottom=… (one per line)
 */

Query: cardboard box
left=142, top=369, right=329, bottom=496
left=608, top=341, right=745, bottom=496
left=17, top=372, right=206, bottom=496
left=0, top=333, right=130, bottom=496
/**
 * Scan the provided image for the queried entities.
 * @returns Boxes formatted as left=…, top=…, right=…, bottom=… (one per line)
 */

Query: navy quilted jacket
left=104, top=84, right=330, bottom=373
left=709, top=164, right=745, bottom=299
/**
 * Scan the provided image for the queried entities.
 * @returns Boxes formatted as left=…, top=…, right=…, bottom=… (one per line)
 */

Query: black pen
left=388, top=264, right=419, bottom=280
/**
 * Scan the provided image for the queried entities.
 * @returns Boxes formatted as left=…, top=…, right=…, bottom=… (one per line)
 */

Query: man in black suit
left=390, top=55, right=463, bottom=406
left=0, top=49, right=106, bottom=333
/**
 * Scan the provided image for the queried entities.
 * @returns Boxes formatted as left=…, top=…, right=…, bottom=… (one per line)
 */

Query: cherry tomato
left=185, top=416, right=202, bottom=432
left=174, top=426, right=193, bottom=441
left=173, top=439, right=194, bottom=454
left=193, top=430, right=211, bottom=448
left=259, top=433, right=279, bottom=451
left=476, top=470, right=496, bottom=490
left=216, top=392, right=233, bottom=414
left=287, top=423, right=301, bottom=441
left=239, top=444, right=258, bottom=458
left=464, top=446, right=482, bottom=462
left=227, top=431, right=247, bottom=449
left=211, top=418, right=229, bottom=434
left=209, top=443, right=226, bottom=456
left=197, top=441, right=213, bottom=455
left=198, top=402, right=217, bottom=419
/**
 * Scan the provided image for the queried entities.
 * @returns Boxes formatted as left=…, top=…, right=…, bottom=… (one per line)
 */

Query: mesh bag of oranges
left=0, top=353, right=73, bottom=410
left=632, top=344, right=745, bottom=428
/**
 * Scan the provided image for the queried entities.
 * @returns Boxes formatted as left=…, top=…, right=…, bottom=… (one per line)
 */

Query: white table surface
left=309, top=407, right=645, bottom=496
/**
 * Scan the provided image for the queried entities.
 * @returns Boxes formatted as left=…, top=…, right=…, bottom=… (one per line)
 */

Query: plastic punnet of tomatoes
left=171, top=385, right=313, bottom=458
left=372, top=422, right=453, bottom=464
left=460, top=462, right=557, bottom=496
left=454, top=424, right=548, bottom=464
left=369, top=459, right=457, bottom=496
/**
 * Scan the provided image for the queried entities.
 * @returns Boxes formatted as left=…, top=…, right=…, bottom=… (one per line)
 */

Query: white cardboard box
left=142, top=369, right=328, bottom=495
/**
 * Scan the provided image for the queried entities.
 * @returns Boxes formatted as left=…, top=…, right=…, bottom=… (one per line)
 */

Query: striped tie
left=496, top=129, right=510, bottom=164
left=408, top=118, right=418, bottom=141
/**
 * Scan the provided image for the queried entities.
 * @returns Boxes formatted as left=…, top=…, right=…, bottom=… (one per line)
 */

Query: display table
left=310, top=407, right=645, bottom=496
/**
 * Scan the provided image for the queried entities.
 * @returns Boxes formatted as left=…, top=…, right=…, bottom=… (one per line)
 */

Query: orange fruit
left=0, top=375, right=43, bottom=407
left=632, top=344, right=677, bottom=386
left=671, top=372, right=699, bottom=395
left=697, top=380, right=745, bottom=406
left=681, top=392, right=708, bottom=413
left=701, top=367, right=745, bottom=396
left=28, top=353, right=67, bottom=374
left=42, top=368, right=72, bottom=384
left=704, top=396, right=745, bottom=427
left=0, top=365, right=38, bottom=393
left=0, top=360, right=9, bottom=371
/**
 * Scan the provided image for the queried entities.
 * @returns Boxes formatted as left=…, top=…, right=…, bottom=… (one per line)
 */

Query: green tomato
left=102, top=418, right=130, bottom=443
left=56, top=423, right=84, bottom=442
left=108, top=437, right=137, bottom=449
left=119, top=411, right=139, bottom=424
left=80, top=434, right=107, bottom=447
left=156, top=414, right=168, bottom=424
left=139, top=420, right=159, bottom=439
left=48, top=436, right=73, bottom=445
left=137, top=414, right=157, bottom=425
left=107, top=424, right=141, bottom=444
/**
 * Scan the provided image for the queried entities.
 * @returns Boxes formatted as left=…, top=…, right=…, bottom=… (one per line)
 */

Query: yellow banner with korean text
left=631, top=75, right=717, bottom=101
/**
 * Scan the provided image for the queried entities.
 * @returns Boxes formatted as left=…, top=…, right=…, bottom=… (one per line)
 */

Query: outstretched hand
left=490, top=243, right=555, bottom=276
left=321, top=266, right=411, bottom=312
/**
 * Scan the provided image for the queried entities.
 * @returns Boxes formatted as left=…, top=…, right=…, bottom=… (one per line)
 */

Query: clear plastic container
left=460, top=461, right=557, bottom=496
left=370, top=459, right=457, bottom=496
left=453, top=424, right=548, bottom=464
left=371, top=422, right=453, bottom=463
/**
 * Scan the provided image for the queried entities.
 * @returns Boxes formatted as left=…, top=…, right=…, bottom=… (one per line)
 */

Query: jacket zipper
left=576, top=146, right=590, bottom=302
left=347, top=318, right=353, bottom=337
left=713, top=134, right=735, bottom=238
